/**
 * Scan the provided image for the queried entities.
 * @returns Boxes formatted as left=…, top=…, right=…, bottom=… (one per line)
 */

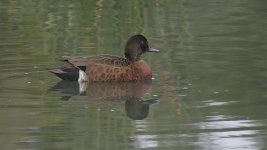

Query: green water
left=0, top=0, right=266, bottom=150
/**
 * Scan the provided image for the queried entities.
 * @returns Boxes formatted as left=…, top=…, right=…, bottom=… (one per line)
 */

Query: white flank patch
left=79, top=82, right=88, bottom=94
left=78, top=69, right=88, bottom=82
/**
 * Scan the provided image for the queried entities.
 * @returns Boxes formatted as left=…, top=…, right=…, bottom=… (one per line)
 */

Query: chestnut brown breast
left=85, top=60, right=152, bottom=82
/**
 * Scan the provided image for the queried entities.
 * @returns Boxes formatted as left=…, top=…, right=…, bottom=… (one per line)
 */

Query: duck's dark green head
left=124, top=34, right=159, bottom=62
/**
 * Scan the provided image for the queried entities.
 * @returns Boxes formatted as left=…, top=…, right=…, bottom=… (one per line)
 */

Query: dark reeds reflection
left=49, top=81, right=159, bottom=120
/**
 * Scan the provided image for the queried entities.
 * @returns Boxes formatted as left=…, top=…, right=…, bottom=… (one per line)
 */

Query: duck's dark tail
left=48, top=66, right=79, bottom=81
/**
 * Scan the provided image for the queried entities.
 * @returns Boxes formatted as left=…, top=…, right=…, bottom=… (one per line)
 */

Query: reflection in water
left=0, top=0, right=267, bottom=150
left=49, top=81, right=159, bottom=120
left=126, top=98, right=159, bottom=120
left=196, top=119, right=265, bottom=150
left=129, top=134, right=159, bottom=149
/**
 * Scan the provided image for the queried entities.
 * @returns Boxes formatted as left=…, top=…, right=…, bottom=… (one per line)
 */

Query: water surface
left=0, top=0, right=266, bottom=150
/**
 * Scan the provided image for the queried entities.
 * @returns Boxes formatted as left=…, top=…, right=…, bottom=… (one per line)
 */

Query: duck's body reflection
left=49, top=81, right=159, bottom=120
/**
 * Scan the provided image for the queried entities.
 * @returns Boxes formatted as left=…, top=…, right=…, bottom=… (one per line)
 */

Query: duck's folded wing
left=63, top=56, right=89, bottom=68
left=64, top=55, right=131, bottom=71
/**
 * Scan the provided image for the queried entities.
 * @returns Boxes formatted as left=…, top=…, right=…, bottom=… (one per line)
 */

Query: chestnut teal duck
left=48, top=34, right=159, bottom=82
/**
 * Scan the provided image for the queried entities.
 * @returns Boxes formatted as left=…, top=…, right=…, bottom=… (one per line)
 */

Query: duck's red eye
left=140, top=41, right=148, bottom=51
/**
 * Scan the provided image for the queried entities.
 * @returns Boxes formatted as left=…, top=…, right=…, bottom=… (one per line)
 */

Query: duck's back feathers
left=64, top=55, right=131, bottom=68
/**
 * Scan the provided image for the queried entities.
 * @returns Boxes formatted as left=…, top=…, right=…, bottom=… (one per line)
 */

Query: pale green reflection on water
left=0, top=0, right=266, bottom=150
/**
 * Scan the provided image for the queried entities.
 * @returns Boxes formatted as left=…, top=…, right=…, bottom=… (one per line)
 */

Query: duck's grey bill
left=148, top=48, right=159, bottom=53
